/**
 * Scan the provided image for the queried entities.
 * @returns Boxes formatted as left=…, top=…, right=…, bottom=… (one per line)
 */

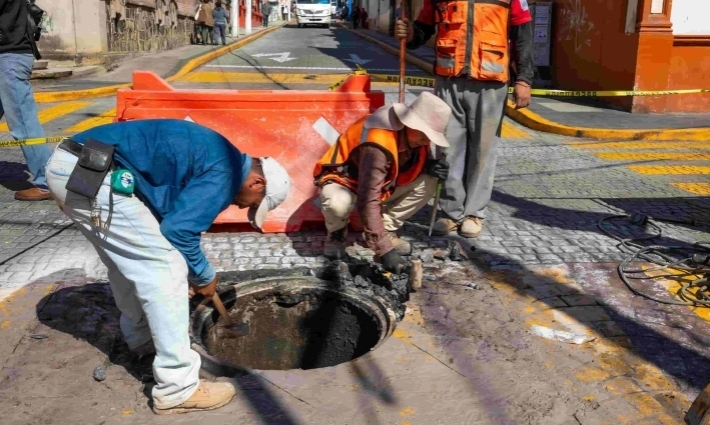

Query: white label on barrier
left=313, top=117, right=340, bottom=146
left=184, top=115, right=195, bottom=122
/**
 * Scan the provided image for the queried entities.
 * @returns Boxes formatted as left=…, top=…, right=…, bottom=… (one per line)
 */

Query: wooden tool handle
left=409, top=259, right=423, bottom=291
left=398, top=0, right=406, bottom=103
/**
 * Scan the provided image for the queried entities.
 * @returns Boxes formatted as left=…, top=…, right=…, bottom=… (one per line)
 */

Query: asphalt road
left=3, top=25, right=434, bottom=141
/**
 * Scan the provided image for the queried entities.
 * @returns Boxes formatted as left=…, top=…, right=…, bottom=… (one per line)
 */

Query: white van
left=296, top=0, right=332, bottom=28
left=330, top=0, right=337, bottom=16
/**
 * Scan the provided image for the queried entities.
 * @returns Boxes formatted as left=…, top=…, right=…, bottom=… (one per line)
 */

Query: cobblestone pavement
left=1, top=24, right=710, bottom=423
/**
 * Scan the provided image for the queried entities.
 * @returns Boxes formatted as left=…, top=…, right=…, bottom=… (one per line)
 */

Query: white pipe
left=231, top=0, right=240, bottom=37
left=246, top=0, right=252, bottom=34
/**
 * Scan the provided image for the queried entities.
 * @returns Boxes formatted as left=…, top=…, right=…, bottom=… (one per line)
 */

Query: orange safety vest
left=313, top=116, right=428, bottom=201
left=417, top=0, right=511, bottom=82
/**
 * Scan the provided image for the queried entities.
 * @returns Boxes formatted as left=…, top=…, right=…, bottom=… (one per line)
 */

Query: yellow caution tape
left=0, top=136, right=66, bottom=148
left=367, top=73, right=710, bottom=96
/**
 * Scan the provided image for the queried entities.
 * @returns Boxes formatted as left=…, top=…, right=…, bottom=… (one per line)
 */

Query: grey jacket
left=260, top=2, right=272, bottom=14
left=213, top=6, right=229, bottom=25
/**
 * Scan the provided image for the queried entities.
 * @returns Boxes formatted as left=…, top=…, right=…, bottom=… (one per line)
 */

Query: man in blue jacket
left=44, top=119, right=291, bottom=415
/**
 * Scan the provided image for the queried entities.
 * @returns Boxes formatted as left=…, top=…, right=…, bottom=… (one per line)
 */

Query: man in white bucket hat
left=44, top=119, right=290, bottom=415
left=314, top=91, right=452, bottom=273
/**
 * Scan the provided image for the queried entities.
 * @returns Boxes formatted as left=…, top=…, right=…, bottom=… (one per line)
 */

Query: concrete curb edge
left=346, top=26, right=710, bottom=141
left=34, top=20, right=296, bottom=103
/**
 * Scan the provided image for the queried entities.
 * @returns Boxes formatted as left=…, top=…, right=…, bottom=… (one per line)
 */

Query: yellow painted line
left=594, top=152, right=710, bottom=161
left=178, top=71, right=349, bottom=85
left=65, top=108, right=117, bottom=133
left=567, top=141, right=710, bottom=150
left=628, top=165, right=710, bottom=175
left=501, top=120, right=531, bottom=139
left=671, top=182, right=710, bottom=195
left=0, top=101, right=92, bottom=132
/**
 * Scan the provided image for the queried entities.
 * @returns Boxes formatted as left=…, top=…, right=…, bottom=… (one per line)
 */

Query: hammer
left=382, top=259, right=423, bottom=291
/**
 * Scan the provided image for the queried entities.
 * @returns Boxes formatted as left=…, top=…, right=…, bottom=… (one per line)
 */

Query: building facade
left=363, top=0, right=709, bottom=113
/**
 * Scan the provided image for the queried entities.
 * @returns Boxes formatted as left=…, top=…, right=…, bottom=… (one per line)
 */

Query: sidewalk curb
left=346, top=26, right=710, bottom=141
left=505, top=101, right=710, bottom=141
left=34, top=20, right=295, bottom=103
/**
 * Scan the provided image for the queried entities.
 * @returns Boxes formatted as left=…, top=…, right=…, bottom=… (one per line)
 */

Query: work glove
left=380, top=249, right=407, bottom=274
left=425, top=158, right=449, bottom=181
left=189, top=276, right=218, bottom=299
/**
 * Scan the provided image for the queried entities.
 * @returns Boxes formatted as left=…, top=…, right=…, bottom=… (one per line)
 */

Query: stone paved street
left=1, top=24, right=709, bottom=424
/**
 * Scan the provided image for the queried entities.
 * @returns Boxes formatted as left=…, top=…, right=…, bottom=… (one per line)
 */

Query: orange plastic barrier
left=115, top=71, right=385, bottom=232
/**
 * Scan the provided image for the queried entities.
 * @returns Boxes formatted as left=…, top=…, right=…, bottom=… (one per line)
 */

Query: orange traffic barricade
left=115, top=71, right=385, bottom=233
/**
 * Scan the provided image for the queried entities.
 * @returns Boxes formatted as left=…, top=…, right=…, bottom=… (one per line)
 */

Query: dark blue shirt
left=73, top=119, right=252, bottom=285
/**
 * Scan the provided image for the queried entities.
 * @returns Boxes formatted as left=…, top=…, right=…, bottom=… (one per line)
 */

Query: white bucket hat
left=391, top=91, right=451, bottom=147
left=248, top=157, right=291, bottom=230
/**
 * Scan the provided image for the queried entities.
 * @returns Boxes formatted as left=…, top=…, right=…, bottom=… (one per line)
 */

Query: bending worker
left=396, top=0, right=534, bottom=238
left=314, top=92, right=451, bottom=272
left=44, top=119, right=291, bottom=415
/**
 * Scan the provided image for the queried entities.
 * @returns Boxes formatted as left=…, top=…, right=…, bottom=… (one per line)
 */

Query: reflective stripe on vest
left=313, top=118, right=427, bottom=201
left=431, top=0, right=511, bottom=82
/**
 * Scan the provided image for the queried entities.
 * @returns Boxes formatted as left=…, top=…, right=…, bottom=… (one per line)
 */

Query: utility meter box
left=530, top=1, right=553, bottom=86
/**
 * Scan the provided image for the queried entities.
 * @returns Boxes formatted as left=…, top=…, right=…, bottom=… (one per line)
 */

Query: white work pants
left=45, top=147, right=201, bottom=409
left=320, top=173, right=437, bottom=233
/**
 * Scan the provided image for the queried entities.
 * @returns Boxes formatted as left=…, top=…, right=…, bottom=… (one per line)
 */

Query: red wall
left=666, top=41, right=710, bottom=112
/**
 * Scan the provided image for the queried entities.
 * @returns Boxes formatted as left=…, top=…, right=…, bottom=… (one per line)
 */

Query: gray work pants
left=433, top=76, right=508, bottom=221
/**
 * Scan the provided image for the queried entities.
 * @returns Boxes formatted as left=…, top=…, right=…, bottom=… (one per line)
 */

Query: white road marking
left=252, top=52, right=297, bottom=63
left=205, top=65, right=421, bottom=72
left=343, top=54, right=371, bottom=65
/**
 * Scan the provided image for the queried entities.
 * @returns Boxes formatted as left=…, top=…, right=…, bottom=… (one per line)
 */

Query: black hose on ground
left=598, top=214, right=710, bottom=306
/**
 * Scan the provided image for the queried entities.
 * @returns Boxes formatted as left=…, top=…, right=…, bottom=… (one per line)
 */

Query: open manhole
left=190, top=268, right=404, bottom=373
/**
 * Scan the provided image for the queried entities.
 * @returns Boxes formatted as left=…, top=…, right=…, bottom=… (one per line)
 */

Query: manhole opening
left=202, top=285, right=384, bottom=371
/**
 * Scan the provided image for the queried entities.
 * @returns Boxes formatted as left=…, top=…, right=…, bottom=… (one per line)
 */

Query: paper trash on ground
left=530, top=325, right=596, bottom=344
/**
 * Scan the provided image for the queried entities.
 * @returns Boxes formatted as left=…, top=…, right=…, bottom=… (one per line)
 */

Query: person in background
left=395, top=0, right=533, bottom=239
left=196, top=0, right=214, bottom=45
left=359, top=6, right=368, bottom=29
left=261, top=0, right=271, bottom=27
left=0, top=0, right=54, bottom=201
left=352, top=5, right=360, bottom=28
left=313, top=92, right=451, bottom=272
left=212, top=1, right=229, bottom=45
left=341, top=4, right=349, bottom=21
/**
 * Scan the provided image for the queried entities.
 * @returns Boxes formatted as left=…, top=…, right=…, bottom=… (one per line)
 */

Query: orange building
left=366, top=0, right=709, bottom=113
left=550, top=0, right=710, bottom=113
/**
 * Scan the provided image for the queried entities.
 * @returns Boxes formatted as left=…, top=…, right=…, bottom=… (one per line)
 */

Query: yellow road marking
left=178, top=71, right=351, bottom=84
left=501, top=121, right=531, bottom=139
left=0, top=101, right=92, bottom=132
left=65, top=108, right=117, bottom=133
left=671, top=182, right=710, bottom=195
left=628, top=165, right=710, bottom=175
left=594, top=152, right=710, bottom=161
left=567, top=141, right=710, bottom=150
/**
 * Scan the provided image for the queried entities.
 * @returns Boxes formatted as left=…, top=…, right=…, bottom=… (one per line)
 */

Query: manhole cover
left=191, top=272, right=400, bottom=373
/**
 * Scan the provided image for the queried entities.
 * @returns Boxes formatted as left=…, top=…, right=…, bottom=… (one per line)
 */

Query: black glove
left=425, top=158, right=449, bottom=180
left=380, top=249, right=407, bottom=274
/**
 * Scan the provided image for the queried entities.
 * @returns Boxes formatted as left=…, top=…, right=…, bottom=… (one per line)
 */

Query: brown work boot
left=14, top=187, right=51, bottom=201
left=153, top=380, right=236, bottom=415
left=324, top=227, right=348, bottom=260
left=385, top=231, right=412, bottom=256
left=459, top=216, right=483, bottom=238
left=431, top=217, right=457, bottom=236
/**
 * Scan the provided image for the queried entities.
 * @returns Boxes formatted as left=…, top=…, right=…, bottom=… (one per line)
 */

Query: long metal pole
left=398, top=0, right=406, bottom=103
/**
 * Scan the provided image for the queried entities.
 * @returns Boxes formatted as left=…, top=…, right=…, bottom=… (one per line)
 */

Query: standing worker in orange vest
left=395, top=0, right=534, bottom=238
left=313, top=92, right=452, bottom=273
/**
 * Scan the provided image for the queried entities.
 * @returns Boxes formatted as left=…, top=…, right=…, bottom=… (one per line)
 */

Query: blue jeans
left=0, top=53, right=53, bottom=189
left=45, top=147, right=201, bottom=409
left=214, top=23, right=227, bottom=45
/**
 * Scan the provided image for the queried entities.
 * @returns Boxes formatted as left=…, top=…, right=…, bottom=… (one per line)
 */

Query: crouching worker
left=313, top=92, right=451, bottom=273
left=45, top=119, right=291, bottom=415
